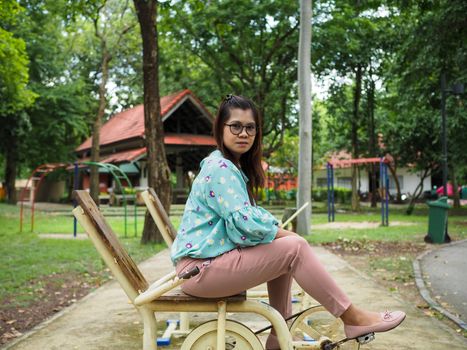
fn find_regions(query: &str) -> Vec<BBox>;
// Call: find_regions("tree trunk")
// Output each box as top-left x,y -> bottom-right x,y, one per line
406,168 -> 429,215
90,48 -> 111,205
387,162 -> 402,203
134,0 -> 172,244
451,165 -> 460,209
5,136 -> 18,204
296,0 -> 312,235
351,64 -> 362,211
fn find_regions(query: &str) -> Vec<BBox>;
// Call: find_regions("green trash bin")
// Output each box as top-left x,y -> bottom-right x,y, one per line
426,196 -> 451,243
461,186 -> 467,200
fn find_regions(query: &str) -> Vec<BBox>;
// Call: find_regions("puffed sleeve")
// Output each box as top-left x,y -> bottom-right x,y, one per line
203,159 -> 278,246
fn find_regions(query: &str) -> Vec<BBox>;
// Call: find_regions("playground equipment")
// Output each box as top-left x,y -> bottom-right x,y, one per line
75,162 -> 138,238
141,188 -> 311,346
19,161 -> 137,237
19,163 -> 69,233
74,189 -> 375,349
326,157 -> 389,226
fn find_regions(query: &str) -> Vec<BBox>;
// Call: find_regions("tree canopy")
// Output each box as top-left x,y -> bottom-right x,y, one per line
0,0 -> 465,209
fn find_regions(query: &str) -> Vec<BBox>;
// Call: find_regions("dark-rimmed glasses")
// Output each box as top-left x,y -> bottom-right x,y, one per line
224,123 -> 257,136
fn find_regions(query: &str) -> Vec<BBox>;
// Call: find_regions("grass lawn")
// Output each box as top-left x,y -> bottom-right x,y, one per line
306,204 -> 467,243
0,203 -> 167,308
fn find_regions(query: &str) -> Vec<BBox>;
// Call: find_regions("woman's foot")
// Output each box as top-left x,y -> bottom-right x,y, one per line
340,305 -> 406,339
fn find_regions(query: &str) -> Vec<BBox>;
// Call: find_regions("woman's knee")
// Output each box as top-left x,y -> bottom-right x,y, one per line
278,235 -> 309,252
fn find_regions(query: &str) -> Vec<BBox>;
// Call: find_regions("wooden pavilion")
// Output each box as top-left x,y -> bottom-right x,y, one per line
75,89 -> 216,203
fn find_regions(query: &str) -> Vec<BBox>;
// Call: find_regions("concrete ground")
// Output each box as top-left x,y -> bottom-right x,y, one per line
419,240 -> 467,328
3,247 -> 467,350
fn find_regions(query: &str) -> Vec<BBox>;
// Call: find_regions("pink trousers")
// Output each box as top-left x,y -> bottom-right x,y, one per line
176,236 -> 351,349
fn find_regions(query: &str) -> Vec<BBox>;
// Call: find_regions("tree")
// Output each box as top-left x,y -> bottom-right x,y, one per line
312,0 -> 392,211
133,0 -> 172,244
79,0 -> 135,204
159,0 -> 300,155
0,1 -> 36,203
381,0 -> 467,211
297,0 -> 312,235
19,0 -> 95,168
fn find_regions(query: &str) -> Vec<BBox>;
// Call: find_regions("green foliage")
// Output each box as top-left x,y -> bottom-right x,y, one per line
267,130 -> 299,174
256,187 -> 297,203
159,0 -> 300,154
312,0 -> 395,157
375,0 -> 467,193
0,1 -> 36,116
24,82 -> 91,167
312,187 -> 352,204
1,0 -> 465,201
0,0 -> 117,175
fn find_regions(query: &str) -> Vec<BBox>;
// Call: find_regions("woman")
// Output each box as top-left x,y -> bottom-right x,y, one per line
171,95 -> 405,349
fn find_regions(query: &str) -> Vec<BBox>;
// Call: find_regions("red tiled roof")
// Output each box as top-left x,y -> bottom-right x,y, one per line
77,134 -> 215,165
164,134 -> 216,146
100,148 -> 147,163
76,90 -> 212,151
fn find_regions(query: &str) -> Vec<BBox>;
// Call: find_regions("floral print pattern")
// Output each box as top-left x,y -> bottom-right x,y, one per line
171,150 -> 279,264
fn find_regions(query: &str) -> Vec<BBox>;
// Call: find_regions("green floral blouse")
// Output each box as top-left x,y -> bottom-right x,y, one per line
171,150 -> 278,264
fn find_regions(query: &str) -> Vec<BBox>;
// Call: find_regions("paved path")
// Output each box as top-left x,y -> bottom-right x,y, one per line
418,240 -> 467,329
3,247 -> 467,350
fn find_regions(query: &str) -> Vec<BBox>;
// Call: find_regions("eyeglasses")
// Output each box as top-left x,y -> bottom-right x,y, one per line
224,123 -> 257,136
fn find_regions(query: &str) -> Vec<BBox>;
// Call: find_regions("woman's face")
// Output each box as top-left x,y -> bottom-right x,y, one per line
222,108 -> 256,161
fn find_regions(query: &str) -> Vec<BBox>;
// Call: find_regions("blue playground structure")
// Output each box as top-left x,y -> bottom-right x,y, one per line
326,157 -> 389,226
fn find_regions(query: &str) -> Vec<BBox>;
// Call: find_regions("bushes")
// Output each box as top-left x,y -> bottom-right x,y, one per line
258,187 -> 352,204
310,187 -> 352,204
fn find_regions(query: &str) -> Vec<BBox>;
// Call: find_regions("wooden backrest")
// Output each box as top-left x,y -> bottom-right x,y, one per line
73,190 -> 148,298
143,188 -> 177,246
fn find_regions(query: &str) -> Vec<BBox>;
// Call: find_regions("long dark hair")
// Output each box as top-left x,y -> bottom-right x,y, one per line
213,95 -> 265,203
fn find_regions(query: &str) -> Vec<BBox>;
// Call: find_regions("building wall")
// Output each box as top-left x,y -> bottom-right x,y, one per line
391,168 -> 432,194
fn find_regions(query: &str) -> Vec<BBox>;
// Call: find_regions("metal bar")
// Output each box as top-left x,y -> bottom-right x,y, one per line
73,162 -> 79,238
380,159 -> 384,226
385,164 -> 389,226
331,163 -> 335,222
217,301 -> 226,350
180,312 -> 190,332
327,163 -> 330,222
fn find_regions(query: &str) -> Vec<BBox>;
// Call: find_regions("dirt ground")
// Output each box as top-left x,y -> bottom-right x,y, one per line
0,239 -> 462,346
322,239 -> 428,303
0,270 -> 111,345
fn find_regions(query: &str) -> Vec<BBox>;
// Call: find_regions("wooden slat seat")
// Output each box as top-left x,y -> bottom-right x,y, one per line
157,288 -> 246,302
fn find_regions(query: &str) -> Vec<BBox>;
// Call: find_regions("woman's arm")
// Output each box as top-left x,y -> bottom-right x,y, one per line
274,227 -> 300,239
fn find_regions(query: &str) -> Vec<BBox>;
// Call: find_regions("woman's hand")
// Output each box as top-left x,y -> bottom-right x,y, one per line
274,227 -> 300,239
